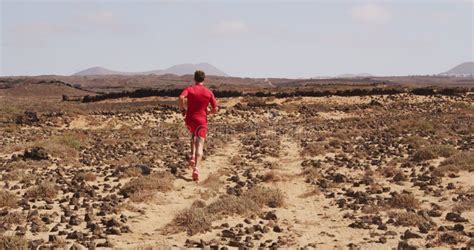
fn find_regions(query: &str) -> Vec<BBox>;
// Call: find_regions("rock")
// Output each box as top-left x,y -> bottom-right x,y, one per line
393,173 -> 407,182
446,212 -> 468,223
48,235 -> 59,243
23,147 -> 49,160
397,240 -> 416,250
228,240 -> 242,248
453,224 -> 464,232
222,229 -> 235,238
427,209 -> 442,217
403,230 -> 422,239
418,222 -> 431,234
264,211 -> 278,221
440,232 -> 460,245
16,111 -> 40,125
273,225 -> 283,233
66,231 -> 84,240
69,215 -> 81,225
105,227 -> 121,235
379,237 -> 387,244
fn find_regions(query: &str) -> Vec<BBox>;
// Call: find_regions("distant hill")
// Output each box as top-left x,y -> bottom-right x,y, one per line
73,63 -> 228,77
441,62 -> 474,77
336,73 -> 374,78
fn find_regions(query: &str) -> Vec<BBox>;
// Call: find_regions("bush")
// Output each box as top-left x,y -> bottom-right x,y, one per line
412,144 -> 458,162
120,172 -> 174,202
25,183 -> 58,199
167,186 -> 285,235
0,191 -> 18,208
0,235 -> 28,250
388,193 -> 419,209
388,211 -> 427,226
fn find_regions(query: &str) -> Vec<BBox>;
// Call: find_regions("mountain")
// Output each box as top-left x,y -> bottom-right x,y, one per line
336,73 -> 374,78
440,62 -> 474,77
73,63 -> 228,76
73,67 -> 127,76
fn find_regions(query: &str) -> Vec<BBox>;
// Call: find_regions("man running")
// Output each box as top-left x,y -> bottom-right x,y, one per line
178,70 -> 218,181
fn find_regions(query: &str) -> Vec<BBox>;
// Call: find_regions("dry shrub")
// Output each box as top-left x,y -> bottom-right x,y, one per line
84,172 -> 96,181
388,211 -> 427,226
0,191 -> 18,208
34,132 -> 90,160
389,193 -> 419,209
433,151 -> 474,177
0,235 -> 28,250
128,189 -> 157,203
25,183 -> 58,199
377,165 -> 401,178
300,143 -> 325,157
1,169 -> 25,181
167,186 -> 284,235
1,211 -> 25,225
438,151 -> 474,172
244,186 -> 285,208
76,171 -> 97,182
412,144 -> 458,162
412,148 -> 437,161
261,171 -> 281,182
120,171 -> 174,202
171,208 -> 213,235
396,119 -> 435,133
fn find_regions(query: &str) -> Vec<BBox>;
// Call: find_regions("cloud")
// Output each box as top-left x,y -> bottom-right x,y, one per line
351,4 -> 391,24
4,10 -> 137,48
211,20 -> 248,38
81,11 -> 117,27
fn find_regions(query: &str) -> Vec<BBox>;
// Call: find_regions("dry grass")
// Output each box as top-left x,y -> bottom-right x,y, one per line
0,191 -> 18,208
1,169 -> 25,181
0,235 -> 28,250
171,208 -> 213,235
32,132 -> 90,161
412,144 -> 458,162
167,186 -> 284,235
435,151 -> 474,176
25,183 -> 58,199
1,211 -> 25,225
388,193 -> 420,210
120,171 -> 174,202
388,211 -> 427,226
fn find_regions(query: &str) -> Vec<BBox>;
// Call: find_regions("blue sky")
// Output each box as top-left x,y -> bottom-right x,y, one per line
1,0 -> 473,77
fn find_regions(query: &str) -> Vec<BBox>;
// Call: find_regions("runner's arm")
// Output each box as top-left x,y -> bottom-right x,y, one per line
179,88 -> 188,116
208,92 -> 218,114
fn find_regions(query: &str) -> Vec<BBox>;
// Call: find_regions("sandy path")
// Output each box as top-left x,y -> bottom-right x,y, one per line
111,139 -> 239,248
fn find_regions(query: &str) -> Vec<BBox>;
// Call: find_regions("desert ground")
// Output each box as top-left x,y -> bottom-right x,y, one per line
0,79 -> 473,249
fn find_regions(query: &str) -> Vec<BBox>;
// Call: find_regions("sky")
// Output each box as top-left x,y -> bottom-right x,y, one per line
1,0 -> 473,78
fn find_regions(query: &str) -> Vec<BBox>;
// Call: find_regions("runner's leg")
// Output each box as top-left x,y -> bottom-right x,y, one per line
189,134 -> 196,167
194,136 -> 205,169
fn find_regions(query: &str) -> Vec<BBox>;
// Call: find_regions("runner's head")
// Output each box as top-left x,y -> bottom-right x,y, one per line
194,70 -> 205,84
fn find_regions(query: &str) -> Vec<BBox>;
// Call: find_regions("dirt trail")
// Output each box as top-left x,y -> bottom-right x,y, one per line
263,137 -> 399,249
111,139 -> 240,248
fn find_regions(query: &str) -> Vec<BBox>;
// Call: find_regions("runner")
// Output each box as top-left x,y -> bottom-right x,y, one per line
178,70 -> 218,181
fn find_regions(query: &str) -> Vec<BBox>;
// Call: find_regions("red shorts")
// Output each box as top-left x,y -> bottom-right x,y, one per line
185,118 -> 208,138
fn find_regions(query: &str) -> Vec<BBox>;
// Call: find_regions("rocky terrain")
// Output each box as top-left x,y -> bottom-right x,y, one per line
0,82 -> 473,249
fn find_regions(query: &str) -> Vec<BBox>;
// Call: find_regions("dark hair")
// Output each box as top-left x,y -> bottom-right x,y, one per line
194,70 -> 205,83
